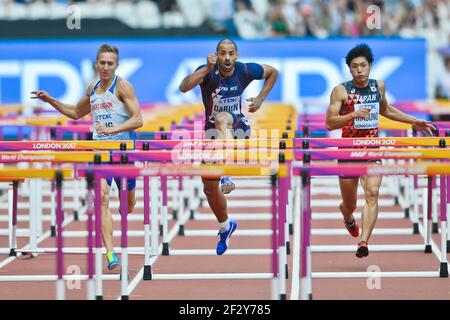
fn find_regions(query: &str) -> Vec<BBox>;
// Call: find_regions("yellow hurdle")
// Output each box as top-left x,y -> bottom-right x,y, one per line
0,152 -> 110,163
0,168 -> 73,179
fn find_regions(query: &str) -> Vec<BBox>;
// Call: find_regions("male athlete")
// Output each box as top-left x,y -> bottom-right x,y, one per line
326,43 -> 435,258
32,44 -> 143,269
179,39 -> 278,255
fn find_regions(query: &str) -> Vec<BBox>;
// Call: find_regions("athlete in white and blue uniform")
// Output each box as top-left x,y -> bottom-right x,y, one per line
32,44 -> 143,270
179,39 -> 278,255
90,74 -> 137,190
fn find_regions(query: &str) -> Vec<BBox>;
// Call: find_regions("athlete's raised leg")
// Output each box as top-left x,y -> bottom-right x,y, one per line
214,112 -> 235,194
214,112 -> 233,139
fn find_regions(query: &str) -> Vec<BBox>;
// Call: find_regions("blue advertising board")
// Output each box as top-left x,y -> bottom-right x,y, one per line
0,38 -> 426,112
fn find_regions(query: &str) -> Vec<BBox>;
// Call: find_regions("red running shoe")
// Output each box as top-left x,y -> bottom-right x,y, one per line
356,241 -> 369,258
345,218 -> 359,238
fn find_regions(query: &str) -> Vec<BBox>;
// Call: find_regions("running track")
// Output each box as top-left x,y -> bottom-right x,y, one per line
0,175 -> 449,300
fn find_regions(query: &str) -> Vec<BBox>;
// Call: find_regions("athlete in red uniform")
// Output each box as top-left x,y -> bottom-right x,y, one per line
326,43 -> 435,258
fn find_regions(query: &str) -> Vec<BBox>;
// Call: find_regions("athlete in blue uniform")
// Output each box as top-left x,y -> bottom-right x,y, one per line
179,39 -> 278,255
32,44 -> 143,269
326,43 -> 435,258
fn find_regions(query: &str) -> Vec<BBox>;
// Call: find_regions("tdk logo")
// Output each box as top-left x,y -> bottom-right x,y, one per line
96,114 -> 112,120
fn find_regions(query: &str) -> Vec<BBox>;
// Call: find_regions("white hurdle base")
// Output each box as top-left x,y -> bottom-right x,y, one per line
311,271 -> 441,278
164,249 -> 273,256
12,247 -> 273,256
311,244 -> 427,253
0,274 -> 120,282
312,212 -> 405,220
312,228 -> 414,236
151,273 -> 273,280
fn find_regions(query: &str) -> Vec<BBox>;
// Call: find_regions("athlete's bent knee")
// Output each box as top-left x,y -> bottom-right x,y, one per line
215,114 -> 230,128
365,187 -> 379,202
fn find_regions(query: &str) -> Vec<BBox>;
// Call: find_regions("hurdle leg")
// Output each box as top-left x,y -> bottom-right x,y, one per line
183,176 -> 191,220
8,181 -> 18,256
177,176 -> 186,235
50,181 -> 56,237
439,173 -> 448,277
161,176 -> 170,256
73,178 -> 81,221
29,179 -> 38,257
277,175 -> 288,300
188,176 -> 196,220
85,171 -> 95,300
424,177 -> 432,253
286,162 -> 293,254
55,171 -> 65,300
120,176 -> 129,300
432,176 -> 439,233
447,175 -> 450,254
171,176 -> 179,220
270,174 -> 279,300
195,177 -> 204,208
143,176 -> 152,280
7,183 -> 13,253
404,173 -> 413,219
300,168 -> 312,300
94,175 -> 103,300
150,177 -> 159,255
35,170 -> 43,237
412,176 -> 420,234
290,176 -> 301,300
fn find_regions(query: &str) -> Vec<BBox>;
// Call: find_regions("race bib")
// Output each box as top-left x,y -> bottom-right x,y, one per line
354,103 -> 379,129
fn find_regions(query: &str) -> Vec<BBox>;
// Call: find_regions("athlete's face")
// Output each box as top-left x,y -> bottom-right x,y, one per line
216,43 -> 239,74
96,52 -> 118,82
349,56 -> 371,84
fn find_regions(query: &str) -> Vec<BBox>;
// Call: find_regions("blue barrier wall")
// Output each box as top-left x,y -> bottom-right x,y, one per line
0,38 -> 426,108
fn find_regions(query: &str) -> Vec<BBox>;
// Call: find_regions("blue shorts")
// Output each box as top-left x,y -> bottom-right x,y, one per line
204,112 -> 251,139
89,161 -> 136,191
106,176 -> 136,191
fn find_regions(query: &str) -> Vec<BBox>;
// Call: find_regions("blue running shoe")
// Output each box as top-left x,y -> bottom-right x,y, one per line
106,252 -> 119,270
220,176 -> 235,194
216,220 -> 238,255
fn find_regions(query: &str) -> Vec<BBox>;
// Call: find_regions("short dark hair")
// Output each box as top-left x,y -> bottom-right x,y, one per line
345,43 -> 373,66
96,44 -> 119,61
216,39 -> 238,52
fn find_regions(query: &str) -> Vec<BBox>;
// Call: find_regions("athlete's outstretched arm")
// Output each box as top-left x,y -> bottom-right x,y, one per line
247,64 -> 279,113
378,80 -> 436,132
179,54 -> 216,93
325,85 -> 369,131
96,79 -> 143,135
30,85 -> 92,120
